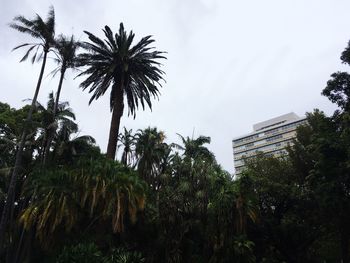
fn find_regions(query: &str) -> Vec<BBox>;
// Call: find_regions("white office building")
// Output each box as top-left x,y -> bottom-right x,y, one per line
232,112 -> 307,175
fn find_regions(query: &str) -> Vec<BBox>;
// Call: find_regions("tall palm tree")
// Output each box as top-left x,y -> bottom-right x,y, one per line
0,7 -> 56,248
51,34 -> 80,114
77,23 -> 166,160
43,35 -> 80,164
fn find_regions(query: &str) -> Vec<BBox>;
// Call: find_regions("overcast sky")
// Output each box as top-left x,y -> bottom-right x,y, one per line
0,0 -> 348,173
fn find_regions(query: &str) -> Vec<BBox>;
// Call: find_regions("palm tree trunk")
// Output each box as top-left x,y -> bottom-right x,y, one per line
43,67 -> 66,164
0,50 -> 48,250
106,83 -> 124,160
53,67 -> 66,116
121,152 -> 127,166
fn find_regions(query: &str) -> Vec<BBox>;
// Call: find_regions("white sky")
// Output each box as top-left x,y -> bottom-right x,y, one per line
0,0 -> 348,173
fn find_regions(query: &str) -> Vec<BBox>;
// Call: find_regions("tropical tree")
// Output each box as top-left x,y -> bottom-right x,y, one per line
0,7 -> 56,247
175,134 -> 214,161
321,41 -> 350,262
322,40 -> 350,114
118,127 -> 136,167
234,175 -> 258,237
51,35 -> 80,114
289,110 -> 350,263
77,23 -> 166,160
35,92 -> 76,161
42,35 -> 80,163
151,134 -> 228,262
78,159 -> 146,234
207,169 -> 238,261
53,131 -> 97,164
0,103 -> 41,168
135,127 -> 169,190
323,72 -> 350,113
42,99 -> 98,163
242,155 -> 318,262
20,168 -> 80,245
20,159 -> 146,247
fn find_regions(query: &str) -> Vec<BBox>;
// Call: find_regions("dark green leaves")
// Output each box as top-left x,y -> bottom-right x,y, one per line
9,6 -> 56,62
78,22 -> 166,117
323,72 -> 350,112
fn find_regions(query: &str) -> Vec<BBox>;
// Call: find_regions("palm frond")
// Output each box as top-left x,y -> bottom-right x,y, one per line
78,23 -> 166,117
19,44 -> 36,62
10,7 -> 56,63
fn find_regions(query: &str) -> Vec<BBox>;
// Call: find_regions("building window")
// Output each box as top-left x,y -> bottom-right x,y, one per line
266,134 -> 283,142
245,143 -> 254,148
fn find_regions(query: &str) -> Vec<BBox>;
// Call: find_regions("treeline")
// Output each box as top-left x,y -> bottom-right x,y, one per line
0,100 -> 245,262
234,40 -> 350,262
1,5 -> 350,263
0,5 -> 165,260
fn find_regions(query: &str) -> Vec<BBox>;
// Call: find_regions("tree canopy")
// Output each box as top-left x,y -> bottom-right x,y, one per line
1,5 -> 350,263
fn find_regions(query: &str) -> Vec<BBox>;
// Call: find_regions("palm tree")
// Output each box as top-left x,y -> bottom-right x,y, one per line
33,95 -> 97,163
79,159 -> 146,233
20,168 -> 79,244
118,127 -> 136,166
234,174 -> 258,236
19,159 -> 146,247
0,7 -> 56,248
51,34 -> 80,114
135,127 -> 168,189
53,126 -> 96,164
42,35 -> 80,163
77,23 -> 166,160
35,92 -> 77,162
175,134 -> 214,161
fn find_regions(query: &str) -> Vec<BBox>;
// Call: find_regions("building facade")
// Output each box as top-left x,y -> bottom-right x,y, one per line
232,112 -> 307,175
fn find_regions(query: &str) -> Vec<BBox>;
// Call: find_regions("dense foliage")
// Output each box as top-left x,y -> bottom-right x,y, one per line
1,5 -> 350,263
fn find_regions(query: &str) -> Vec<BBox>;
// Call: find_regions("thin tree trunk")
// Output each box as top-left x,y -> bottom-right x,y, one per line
53,67 -> 66,116
0,50 -> 48,251
5,192 -> 17,263
121,152 -> 127,166
43,67 -> 66,164
12,195 -> 30,263
106,83 -> 124,160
